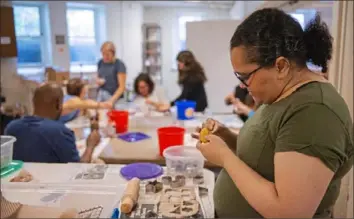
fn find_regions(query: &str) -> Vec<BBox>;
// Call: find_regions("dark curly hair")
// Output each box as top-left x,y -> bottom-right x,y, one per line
176,50 -> 207,84
134,73 -> 155,95
230,8 -> 332,73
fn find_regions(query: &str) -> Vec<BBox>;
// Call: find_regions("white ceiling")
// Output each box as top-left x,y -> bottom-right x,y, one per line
141,1 -> 235,9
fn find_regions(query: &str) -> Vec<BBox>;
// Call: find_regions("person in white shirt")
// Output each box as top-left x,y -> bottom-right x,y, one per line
132,73 -> 168,112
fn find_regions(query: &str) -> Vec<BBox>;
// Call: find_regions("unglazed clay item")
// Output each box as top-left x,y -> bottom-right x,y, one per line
193,175 -> 204,185
175,175 -> 185,183
199,128 -> 210,143
198,186 -> 208,197
159,187 -> 200,218
170,180 -> 183,188
10,170 -> 33,182
161,176 -> 172,185
145,210 -> 158,218
145,180 -> 163,194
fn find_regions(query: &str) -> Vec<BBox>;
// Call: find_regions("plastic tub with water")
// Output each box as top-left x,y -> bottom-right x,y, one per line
163,145 -> 205,177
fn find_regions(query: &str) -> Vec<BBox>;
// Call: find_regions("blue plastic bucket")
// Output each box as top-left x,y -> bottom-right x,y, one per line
175,100 -> 196,120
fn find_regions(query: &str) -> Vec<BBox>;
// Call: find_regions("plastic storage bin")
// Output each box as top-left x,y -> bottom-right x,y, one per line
163,145 -> 205,177
1,136 -> 16,169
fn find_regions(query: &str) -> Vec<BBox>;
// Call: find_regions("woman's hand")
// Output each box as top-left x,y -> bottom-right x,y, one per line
157,103 -> 170,112
145,98 -> 153,105
101,101 -> 113,109
234,98 -> 252,116
96,77 -> 106,86
197,134 -> 233,167
191,118 -> 226,139
225,93 -> 237,105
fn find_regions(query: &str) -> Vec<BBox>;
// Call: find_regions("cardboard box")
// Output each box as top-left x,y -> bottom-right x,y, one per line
45,67 -> 70,85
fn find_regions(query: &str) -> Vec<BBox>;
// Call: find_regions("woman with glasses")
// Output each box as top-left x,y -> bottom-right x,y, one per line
194,8 -> 353,218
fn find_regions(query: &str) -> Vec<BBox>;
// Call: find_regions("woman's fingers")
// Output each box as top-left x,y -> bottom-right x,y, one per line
191,132 -> 200,140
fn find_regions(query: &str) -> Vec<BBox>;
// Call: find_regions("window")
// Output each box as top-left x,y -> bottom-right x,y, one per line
66,8 -> 98,66
178,16 -> 202,51
290,13 -> 305,29
13,5 -> 44,66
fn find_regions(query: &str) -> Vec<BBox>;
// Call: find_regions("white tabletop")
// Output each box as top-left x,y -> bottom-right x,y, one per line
1,163 -> 215,217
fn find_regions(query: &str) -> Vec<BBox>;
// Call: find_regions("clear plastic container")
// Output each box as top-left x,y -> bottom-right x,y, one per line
1,136 -> 16,169
1,183 -> 123,218
163,145 -> 205,177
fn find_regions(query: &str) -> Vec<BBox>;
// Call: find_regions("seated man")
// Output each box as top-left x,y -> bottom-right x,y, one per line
5,83 -> 100,163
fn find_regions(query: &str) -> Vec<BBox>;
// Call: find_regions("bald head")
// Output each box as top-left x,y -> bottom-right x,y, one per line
33,83 -> 63,120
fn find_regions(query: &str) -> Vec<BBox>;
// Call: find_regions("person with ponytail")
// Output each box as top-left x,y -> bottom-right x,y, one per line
193,8 -> 353,218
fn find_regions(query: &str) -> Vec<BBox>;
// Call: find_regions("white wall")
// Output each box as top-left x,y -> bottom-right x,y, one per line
244,1 -> 264,16
120,1 -> 143,84
229,1 -> 245,20
47,1 -> 70,70
186,20 -> 241,113
143,6 -> 230,100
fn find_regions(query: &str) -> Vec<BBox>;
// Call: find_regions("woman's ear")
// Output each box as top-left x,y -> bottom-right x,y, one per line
275,57 -> 290,79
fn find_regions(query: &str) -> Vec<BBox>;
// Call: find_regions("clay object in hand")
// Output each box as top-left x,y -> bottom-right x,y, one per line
199,127 -> 210,143
90,120 -> 99,131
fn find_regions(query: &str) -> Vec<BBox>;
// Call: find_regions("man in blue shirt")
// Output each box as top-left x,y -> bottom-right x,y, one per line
5,83 -> 100,163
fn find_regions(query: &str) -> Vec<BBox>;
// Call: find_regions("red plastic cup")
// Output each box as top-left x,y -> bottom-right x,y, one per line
107,110 -> 129,133
157,126 -> 185,156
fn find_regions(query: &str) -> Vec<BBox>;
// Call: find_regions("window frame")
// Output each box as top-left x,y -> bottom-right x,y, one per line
12,3 -> 46,68
66,5 -> 100,67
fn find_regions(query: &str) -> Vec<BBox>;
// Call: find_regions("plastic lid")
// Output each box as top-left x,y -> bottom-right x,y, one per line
120,163 -> 163,180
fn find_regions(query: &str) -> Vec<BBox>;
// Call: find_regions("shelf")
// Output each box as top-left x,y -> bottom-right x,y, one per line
142,23 -> 162,80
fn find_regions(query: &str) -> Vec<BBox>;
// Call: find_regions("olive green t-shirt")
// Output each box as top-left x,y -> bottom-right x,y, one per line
214,82 -> 354,218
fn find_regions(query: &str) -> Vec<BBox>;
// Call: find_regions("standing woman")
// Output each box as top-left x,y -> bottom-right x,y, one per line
96,41 -> 127,108
161,51 -> 208,112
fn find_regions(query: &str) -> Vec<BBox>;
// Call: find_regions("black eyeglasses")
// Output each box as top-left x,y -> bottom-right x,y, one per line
234,66 -> 263,87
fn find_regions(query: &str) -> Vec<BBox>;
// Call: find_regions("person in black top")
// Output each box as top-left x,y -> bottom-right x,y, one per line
157,50 -> 208,112
225,85 -> 255,122
172,50 -> 208,112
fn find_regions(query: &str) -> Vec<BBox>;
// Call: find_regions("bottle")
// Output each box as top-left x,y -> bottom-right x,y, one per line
125,83 -> 134,102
